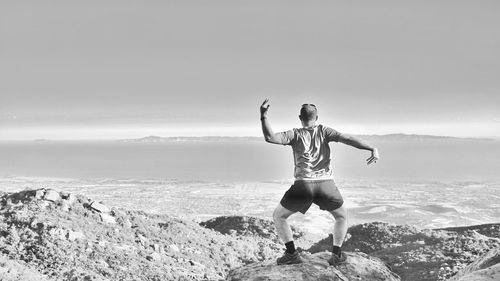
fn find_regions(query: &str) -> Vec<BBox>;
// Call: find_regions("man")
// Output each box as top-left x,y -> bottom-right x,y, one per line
259,98 -> 379,266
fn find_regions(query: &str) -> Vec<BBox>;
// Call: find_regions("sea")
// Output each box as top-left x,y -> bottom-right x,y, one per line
1,138 -> 499,238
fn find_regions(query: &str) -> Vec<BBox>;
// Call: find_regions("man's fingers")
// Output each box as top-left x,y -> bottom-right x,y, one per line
367,156 -> 379,165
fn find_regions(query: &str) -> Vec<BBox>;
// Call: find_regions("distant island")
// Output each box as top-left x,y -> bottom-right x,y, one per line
119,135 -> 262,143
119,134 -> 493,143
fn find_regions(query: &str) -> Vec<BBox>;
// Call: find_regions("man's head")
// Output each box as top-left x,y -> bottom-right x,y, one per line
299,104 -> 318,123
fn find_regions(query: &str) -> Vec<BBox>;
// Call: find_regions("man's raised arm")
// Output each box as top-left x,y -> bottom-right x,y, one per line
337,134 -> 380,165
260,99 -> 284,144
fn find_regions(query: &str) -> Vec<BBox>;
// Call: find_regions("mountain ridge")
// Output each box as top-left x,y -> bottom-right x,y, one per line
119,134 -> 494,143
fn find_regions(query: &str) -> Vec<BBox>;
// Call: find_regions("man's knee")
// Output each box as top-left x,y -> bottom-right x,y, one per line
330,205 -> 347,221
273,204 -> 293,221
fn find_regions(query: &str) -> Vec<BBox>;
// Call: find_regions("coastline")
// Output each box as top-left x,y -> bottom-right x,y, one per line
1,176 -> 498,236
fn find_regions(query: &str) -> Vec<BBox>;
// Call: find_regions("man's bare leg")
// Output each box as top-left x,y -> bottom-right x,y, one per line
273,203 -> 302,264
329,205 -> 348,254
272,203 -> 295,243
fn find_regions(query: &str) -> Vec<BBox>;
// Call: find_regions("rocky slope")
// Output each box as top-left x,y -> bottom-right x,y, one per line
0,189 -> 285,280
308,222 -> 500,281
1,188 -> 498,281
0,253 -> 50,281
448,247 -> 500,281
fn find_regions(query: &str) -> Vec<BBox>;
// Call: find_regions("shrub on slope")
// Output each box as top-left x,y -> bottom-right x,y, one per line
200,216 -> 306,242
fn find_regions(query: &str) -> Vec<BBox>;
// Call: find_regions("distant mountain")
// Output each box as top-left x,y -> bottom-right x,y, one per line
120,135 -> 261,143
120,134 -> 493,143
353,134 -> 493,142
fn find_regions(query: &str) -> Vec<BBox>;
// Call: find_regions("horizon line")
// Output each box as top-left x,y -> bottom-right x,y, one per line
1,133 -> 497,142
2,122 -> 499,140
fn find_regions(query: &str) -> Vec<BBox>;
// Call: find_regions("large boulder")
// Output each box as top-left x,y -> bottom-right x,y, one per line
226,251 -> 400,281
448,247 -> 500,281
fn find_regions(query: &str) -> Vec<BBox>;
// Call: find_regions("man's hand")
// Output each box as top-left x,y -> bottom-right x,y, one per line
366,148 -> 380,165
260,98 -> 270,118
259,98 -> 282,144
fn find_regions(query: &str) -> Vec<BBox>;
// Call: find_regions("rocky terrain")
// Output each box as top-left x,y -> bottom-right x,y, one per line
227,251 -> 399,281
0,188 -> 499,281
308,222 -> 500,281
0,189 -> 287,280
0,253 -> 50,281
448,247 -> 500,281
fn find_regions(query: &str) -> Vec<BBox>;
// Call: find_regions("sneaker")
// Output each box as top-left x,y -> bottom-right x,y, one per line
276,251 -> 302,265
328,252 -> 347,266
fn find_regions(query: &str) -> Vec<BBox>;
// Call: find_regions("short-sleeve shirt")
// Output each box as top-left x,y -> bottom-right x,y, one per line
279,125 -> 342,180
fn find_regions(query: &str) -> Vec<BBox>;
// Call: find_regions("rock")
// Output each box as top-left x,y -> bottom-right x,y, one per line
90,201 -> 110,213
448,247 -> 500,281
226,251 -> 400,281
146,252 -> 162,262
29,219 -> 39,229
43,190 -> 60,202
34,189 -> 45,199
190,260 -> 206,269
100,213 -> 116,224
137,234 -> 148,246
49,228 -> 67,240
38,201 -> 50,209
115,244 -> 133,252
152,243 -> 163,253
98,260 -> 109,268
63,268 -> 110,281
168,244 -> 180,253
60,200 -> 71,212
65,194 -> 77,205
67,231 -> 86,241
123,219 -> 132,228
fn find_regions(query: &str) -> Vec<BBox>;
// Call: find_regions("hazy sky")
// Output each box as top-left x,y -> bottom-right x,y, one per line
1,0 -> 499,139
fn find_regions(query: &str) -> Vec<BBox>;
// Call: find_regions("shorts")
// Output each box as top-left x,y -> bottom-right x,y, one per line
280,180 -> 344,214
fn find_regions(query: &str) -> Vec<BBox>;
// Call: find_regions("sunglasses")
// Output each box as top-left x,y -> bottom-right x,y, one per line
302,104 -> 316,108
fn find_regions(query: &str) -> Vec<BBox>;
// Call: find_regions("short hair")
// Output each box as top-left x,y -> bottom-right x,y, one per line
300,104 -> 317,121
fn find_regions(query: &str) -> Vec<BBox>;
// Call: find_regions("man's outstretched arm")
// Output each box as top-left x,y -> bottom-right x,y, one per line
337,134 -> 380,165
260,98 -> 283,144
